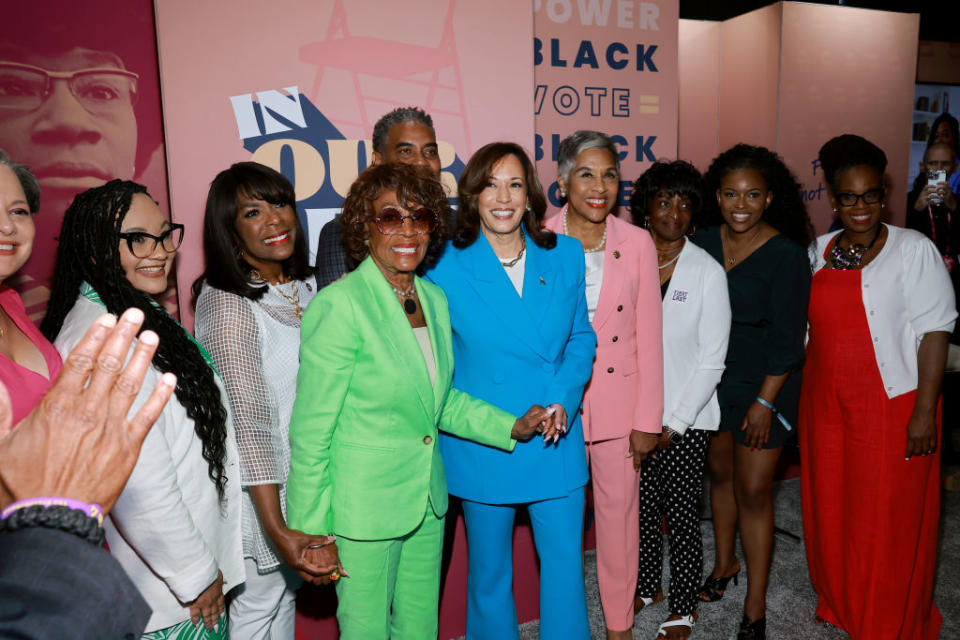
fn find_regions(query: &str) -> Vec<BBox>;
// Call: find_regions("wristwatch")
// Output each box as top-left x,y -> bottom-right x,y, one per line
665,427 -> 684,445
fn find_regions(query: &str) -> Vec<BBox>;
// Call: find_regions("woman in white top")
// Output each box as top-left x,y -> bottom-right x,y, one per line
193,162 -> 330,639
41,180 -> 243,638
629,160 -> 731,640
801,135 -> 956,640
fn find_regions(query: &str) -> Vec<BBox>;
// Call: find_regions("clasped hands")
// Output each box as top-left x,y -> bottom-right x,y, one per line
511,403 -> 566,444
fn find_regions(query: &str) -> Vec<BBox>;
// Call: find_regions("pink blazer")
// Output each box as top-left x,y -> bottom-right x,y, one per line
545,212 -> 663,441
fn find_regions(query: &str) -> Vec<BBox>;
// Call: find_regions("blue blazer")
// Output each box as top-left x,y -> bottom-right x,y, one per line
426,228 -> 597,504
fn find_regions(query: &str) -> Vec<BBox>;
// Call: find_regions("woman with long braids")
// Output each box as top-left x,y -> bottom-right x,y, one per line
42,180 -> 243,639
693,144 -> 812,639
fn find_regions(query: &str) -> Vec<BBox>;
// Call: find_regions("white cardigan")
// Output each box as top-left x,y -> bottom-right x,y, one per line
54,295 -> 244,632
662,240 -> 731,435
810,225 -> 957,398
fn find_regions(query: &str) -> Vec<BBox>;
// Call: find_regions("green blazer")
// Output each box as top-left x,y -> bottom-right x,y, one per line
286,256 -> 517,541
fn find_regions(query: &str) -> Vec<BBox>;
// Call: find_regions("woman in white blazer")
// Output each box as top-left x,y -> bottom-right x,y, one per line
42,180 -> 243,638
629,161 -> 731,640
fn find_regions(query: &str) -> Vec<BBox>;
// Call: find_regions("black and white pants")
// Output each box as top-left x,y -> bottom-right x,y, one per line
636,428 -> 711,616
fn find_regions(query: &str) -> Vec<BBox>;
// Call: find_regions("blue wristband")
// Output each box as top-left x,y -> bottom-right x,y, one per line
755,396 -> 793,431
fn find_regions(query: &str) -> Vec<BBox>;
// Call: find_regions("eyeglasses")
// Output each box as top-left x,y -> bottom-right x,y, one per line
836,189 -> 884,208
0,61 -> 139,116
374,207 -> 438,236
118,224 -> 184,258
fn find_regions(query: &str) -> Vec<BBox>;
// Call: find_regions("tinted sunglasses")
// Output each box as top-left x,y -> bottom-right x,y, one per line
374,207 -> 438,236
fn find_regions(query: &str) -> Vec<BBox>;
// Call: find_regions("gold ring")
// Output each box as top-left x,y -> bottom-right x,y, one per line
330,569 -> 341,581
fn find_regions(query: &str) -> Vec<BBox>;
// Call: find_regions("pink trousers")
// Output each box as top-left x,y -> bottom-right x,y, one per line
587,435 -> 640,631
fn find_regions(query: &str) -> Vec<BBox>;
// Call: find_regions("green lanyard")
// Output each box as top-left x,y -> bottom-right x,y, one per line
80,282 -> 220,378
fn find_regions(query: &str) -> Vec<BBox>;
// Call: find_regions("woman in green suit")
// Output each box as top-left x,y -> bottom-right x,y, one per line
286,163 -> 557,640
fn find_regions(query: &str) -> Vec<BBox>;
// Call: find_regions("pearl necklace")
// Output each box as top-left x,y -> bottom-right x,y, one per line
563,206 -> 606,253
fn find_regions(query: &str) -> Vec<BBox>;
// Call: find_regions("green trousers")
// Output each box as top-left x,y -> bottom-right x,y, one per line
335,503 -> 444,640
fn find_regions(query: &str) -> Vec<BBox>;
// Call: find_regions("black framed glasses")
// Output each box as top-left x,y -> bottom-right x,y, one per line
374,207 -> 438,236
118,224 -> 184,258
0,61 -> 139,116
836,189 -> 884,208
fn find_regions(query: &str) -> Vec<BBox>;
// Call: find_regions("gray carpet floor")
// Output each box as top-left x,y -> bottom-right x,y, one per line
500,476 -> 960,639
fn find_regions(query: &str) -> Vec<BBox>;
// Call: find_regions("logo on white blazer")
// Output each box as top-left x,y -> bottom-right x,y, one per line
671,290 -> 688,302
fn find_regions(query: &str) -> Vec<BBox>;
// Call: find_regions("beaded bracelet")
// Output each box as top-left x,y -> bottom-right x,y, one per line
2,497 -> 104,525
0,504 -> 106,546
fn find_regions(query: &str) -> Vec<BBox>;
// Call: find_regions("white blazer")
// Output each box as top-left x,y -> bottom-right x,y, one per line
662,240 -> 731,435
54,295 -> 244,632
810,225 -> 957,398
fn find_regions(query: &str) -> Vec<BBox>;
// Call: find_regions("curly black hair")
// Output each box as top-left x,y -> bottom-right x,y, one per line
701,144 -> 813,248
340,163 -> 451,271
41,180 -> 229,500
629,160 -> 704,229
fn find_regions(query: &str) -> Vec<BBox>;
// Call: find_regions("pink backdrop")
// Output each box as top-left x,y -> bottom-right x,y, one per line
155,2 -> 534,637
534,0 -> 679,218
677,3 -> 919,233
156,0 -> 534,330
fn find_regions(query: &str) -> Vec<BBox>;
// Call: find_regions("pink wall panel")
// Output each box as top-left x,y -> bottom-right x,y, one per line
678,19 -> 720,172
777,3 -> 919,232
717,4 -> 782,151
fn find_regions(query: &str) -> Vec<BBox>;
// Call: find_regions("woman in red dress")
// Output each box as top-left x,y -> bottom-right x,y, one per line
801,134 -> 955,639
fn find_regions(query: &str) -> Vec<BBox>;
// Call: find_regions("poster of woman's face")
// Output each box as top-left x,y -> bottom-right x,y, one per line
0,0 -> 169,320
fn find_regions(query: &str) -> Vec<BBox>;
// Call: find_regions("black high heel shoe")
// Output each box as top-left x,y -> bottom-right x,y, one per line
698,568 -> 739,602
737,614 -> 766,639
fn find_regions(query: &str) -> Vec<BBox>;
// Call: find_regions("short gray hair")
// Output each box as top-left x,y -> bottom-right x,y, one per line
0,149 -> 40,213
371,107 -> 435,155
557,130 -> 620,186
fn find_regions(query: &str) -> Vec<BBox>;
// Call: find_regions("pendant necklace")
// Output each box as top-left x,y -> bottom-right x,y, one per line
723,224 -> 763,265
392,285 -> 418,315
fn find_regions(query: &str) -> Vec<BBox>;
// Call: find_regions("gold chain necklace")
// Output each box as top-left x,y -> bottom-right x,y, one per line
722,224 -> 763,265
252,270 -> 303,321
274,281 -> 303,321
499,233 -> 526,268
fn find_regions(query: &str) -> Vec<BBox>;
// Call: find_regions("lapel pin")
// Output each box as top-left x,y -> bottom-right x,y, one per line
539,276 -> 546,285
613,250 -> 621,259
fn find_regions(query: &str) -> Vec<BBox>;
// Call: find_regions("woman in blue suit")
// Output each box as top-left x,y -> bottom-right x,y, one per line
426,142 -> 596,639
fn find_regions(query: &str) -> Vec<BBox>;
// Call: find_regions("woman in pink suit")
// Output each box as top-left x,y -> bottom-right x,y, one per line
545,130 -> 664,640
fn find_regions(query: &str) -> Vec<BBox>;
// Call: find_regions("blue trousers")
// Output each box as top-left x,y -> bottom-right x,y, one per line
461,487 -> 589,640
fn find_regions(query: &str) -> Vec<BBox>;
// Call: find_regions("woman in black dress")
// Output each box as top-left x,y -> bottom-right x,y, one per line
694,144 -> 812,639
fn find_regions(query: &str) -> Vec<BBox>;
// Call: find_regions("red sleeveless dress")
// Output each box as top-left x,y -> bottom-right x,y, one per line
799,265 -> 942,639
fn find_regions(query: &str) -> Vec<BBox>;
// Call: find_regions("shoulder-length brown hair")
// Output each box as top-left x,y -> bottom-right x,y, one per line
452,142 -> 556,250
341,163 -> 451,271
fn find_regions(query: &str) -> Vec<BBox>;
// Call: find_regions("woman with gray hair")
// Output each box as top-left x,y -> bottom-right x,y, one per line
544,131 -> 664,640
0,149 -> 63,426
